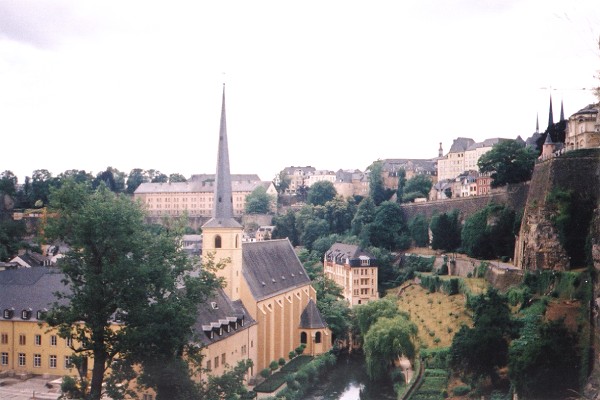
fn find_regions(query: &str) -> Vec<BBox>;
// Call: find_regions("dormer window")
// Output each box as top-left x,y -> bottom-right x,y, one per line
21,309 -> 32,320
210,331 -> 214,339
211,302 -> 218,310
36,309 -> 47,320
219,327 -> 223,336
3,308 -> 14,319
227,324 -> 231,333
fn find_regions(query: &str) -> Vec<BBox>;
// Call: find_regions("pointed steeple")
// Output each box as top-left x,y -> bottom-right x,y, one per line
203,84 -> 242,229
536,113 -> 539,134
560,99 -> 565,122
547,95 -> 554,130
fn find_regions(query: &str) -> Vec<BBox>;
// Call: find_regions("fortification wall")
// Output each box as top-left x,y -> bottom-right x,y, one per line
400,182 -> 529,222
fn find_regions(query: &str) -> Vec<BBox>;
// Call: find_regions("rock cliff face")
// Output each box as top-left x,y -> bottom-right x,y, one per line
514,149 -> 600,270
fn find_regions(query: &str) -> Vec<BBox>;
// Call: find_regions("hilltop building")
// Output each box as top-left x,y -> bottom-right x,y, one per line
565,103 -> 600,151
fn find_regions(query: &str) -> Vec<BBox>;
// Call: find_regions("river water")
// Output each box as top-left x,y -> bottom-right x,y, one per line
303,353 -> 397,400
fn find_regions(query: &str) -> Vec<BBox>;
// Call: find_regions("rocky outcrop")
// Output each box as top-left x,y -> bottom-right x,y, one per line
514,149 -> 600,270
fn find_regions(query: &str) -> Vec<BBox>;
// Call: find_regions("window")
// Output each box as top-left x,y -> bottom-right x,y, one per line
241,345 -> 247,356
19,334 -> 26,345
214,356 -> 219,369
3,309 -> 13,319
18,353 -> 26,367
35,334 -> 41,346
315,332 -> 322,344
21,309 -> 31,320
221,353 -> 226,366
50,335 -> 57,346
64,356 -> 72,369
49,355 -> 57,368
66,337 -> 72,347
206,360 -> 212,371
300,331 -> 307,344
215,235 -> 222,248
1,352 -> 7,366
1,333 -> 7,344
34,354 -> 41,367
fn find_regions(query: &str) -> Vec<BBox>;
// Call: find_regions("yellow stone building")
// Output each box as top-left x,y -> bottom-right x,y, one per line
201,86 -> 332,374
324,243 -> 379,307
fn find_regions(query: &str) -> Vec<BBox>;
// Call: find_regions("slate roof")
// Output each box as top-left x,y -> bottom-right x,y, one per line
134,180 -> 266,194
242,239 -> 311,301
192,287 -> 255,346
324,243 -> 376,266
381,159 -> 437,174
0,267 -> 67,319
300,299 -> 327,329
190,174 -> 262,183
448,137 -> 476,153
572,103 -> 599,116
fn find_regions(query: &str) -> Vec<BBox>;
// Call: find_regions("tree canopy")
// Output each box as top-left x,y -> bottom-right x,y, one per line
307,180 -> 337,206
244,186 -> 273,214
44,180 -> 222,400
478,140 -> 538,187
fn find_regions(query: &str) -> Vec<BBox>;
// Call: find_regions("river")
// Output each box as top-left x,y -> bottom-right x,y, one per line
303,353 -> 397,400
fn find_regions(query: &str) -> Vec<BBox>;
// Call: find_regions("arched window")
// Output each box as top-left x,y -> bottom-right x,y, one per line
215,235 -> 222,248
235,234 -> 239,248
300,331 -> 307,344
315,331 -> 322,344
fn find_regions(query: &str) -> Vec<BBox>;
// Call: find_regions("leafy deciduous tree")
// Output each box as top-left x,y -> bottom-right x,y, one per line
307,181 -> 337,206
478,140 -> 538,187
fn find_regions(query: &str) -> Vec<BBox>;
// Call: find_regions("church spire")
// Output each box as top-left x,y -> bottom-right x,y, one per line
536,113 -> 539,134
547,95 -> 554,130
560,99 -> 565,122
203,84 -> 242,229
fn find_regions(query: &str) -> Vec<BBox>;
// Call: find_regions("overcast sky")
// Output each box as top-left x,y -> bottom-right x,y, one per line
1,0 -> 599,183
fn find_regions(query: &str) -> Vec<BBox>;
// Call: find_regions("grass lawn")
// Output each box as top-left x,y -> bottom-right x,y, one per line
395,283 -> 472,349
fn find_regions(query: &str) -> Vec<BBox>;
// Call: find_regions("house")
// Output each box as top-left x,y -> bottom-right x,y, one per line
0,268 -> 78,378
280,166 -> 316,194
254,226 -> 274,241
380,159 -> 438,191
333,169 -> 369,198
565,103 -> 600,150
305,170 -> 336,188
200,86 -> 332,374
438,137 -> 512,181
10,251 -> 52,268
323,243 -> 379,307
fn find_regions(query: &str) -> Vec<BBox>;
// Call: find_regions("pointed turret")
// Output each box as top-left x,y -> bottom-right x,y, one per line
560,99 -> 565,122
202,85 -> 243,301
438,142 -> 443,158
547,95 -> 554,130
203,84 -> 242,229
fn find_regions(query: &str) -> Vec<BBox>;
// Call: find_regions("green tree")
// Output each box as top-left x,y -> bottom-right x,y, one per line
450,288 -> 514,385
272,209 -> 298,246
0,170 -> 18,196
307,181 -> 337,206
274,170 -> 291,196
44,180 -> 222,400
169,173 -> 187,183
509,319 -> 581,399
461,208 -> 492,258
29,169 -> 55,207
0,218 -> 26,261
402,174 -> 432,202
312,275 -> 352,343
355,296 -> 403,336
301,218 -> 329,251
478,140 -> 538,187
363,315 -> 417,381
94,167 -> 126,193
395,168 -> 406,203
126,168 -> 148,194
430,210 -> 461,251
369,201 -> 410,251
368,161 -> 386,206
324,197 -> 355,234
408,214 -> 429,247
351,197 -> 375,237
198,360 -> 254,400
244,186 -> 273,214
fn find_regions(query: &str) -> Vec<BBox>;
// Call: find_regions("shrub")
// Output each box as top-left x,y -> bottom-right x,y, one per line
453,385 -> 471,396
278,357 -> 286,366
269,360 -> 279,371
295,345 -> 305,355
289,351 -> 296,360
260,368 -> 271,378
